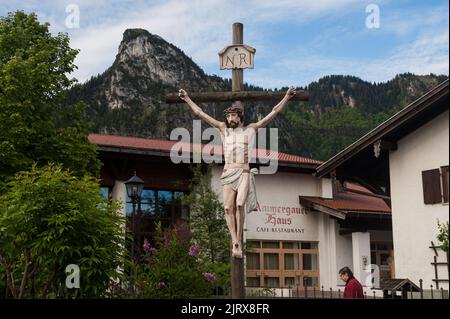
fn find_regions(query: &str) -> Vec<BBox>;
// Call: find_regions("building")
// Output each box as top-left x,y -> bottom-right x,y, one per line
90,132 -> 394,295
316,79 -> 449,291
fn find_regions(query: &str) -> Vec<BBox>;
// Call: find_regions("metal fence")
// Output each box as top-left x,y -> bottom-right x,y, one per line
244,279 -> 449,299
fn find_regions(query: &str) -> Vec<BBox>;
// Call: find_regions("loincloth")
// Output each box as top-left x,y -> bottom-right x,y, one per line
220,167 -> 258,213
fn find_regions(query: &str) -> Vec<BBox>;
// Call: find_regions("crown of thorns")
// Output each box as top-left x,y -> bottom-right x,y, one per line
223,101 -> 244,115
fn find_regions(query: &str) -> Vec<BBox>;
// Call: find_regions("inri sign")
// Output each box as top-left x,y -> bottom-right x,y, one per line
218,44 -> 256,70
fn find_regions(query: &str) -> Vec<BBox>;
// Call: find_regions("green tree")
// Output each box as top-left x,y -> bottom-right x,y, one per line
0,11 -> 100,185
183,165 -> 230,264
437,220 -> 449,253
0,164 -> 126,298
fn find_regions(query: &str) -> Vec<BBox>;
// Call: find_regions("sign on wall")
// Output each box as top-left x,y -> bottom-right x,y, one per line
245,201 -> 319,241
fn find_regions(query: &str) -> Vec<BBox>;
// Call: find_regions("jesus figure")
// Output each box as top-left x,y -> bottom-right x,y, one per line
178,87 -> 296,258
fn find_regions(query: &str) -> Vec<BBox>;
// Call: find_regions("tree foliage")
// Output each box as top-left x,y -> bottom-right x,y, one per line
0,164 -> 126,298
284,102 -> 395,160
183,165 -> 230,264
437,220 -> 449,253
0,11 -> 100,185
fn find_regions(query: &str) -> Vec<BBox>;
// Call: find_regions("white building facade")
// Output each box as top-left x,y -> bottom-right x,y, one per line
317,79 -> 449,295
389,110 -> 449,290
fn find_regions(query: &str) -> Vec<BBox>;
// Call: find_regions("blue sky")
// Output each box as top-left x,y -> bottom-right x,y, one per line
1,0 -> 448,89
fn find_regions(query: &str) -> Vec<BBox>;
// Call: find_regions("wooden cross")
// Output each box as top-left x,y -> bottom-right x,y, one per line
165,23 -> 309,104
166,23 -> 309,299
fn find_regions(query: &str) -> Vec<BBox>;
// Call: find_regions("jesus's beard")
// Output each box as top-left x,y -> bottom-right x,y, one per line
226,121 -> 239,129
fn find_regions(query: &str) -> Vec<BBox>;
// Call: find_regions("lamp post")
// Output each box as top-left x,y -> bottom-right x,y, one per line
125,172 -> 144,263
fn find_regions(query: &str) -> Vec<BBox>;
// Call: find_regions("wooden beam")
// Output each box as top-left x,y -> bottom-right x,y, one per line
165,90 -> 309,104
311,203 -> 346,220
299,196 -> 346,220
232,22 -> 243,92
343,186 -> 392,200
341,175 -> 392,207
230,22 -> 245,300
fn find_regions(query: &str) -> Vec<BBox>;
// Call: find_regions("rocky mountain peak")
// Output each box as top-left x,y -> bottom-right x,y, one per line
101,28 -> 227,109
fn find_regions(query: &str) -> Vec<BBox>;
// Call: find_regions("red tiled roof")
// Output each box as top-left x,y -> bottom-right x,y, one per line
300,183 -> 391,214
306,193 -> 390,214
88,133 -> 323,166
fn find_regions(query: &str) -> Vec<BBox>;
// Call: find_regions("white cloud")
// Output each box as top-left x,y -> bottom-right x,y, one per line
69,0 -> 233,81
258,27 -> 449,88
65,0 -> 368,82
380,4 -> 449,37
246,0 -> 364,22
4,0 -> 447,87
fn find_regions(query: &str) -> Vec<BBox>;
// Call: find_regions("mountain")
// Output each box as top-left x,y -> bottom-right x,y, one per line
307,73 -> 447,114
66,28 -> 448,160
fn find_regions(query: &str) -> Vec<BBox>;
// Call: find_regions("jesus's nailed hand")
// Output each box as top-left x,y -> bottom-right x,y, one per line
178,89 -> 188,101
286,86 -> 296,99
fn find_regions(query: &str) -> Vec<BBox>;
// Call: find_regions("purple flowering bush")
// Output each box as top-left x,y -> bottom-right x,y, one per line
188,243 -> 201,256
132,221 -> 218,298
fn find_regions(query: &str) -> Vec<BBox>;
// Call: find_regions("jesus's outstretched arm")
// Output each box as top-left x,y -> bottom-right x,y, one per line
248,87 -> 296,129
178,89 -> 225,130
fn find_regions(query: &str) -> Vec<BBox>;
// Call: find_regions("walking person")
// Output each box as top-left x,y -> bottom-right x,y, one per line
339,267 -> 365,299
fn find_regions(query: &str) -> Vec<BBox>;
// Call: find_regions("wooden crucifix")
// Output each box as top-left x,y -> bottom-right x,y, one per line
166,23 -> 309,299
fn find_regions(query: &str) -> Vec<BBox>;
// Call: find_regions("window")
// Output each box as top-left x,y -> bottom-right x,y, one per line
442,166 -> 449,203
264,277 -> 279,288
126,189 -> 187,217
246,277 -> 260,287
264,253 -> 279,270
158,190 -> 173,217
285,277 -> 296,287
126,189 -> 188,249
283,242 -> 294,249
303,276 -> 319,287
174,191 -> 185,201
371,241 -> 394,279
141,189 -> 157,215
247,241 -> 260,249
100,186 -> 111,200
284,254 -> 299,270
422,169 -> 443,204
245,240 -> 320,288
302,254 -> 318,271
301,242 -> 318,249
126,189 -> 156,216
246,253 -> 260,270
262,241 -> 279,249
283,242 -> 300,249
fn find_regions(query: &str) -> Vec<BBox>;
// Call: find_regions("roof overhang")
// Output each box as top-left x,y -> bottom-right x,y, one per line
299,196 -> 347,219
96,145 -> 320,173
